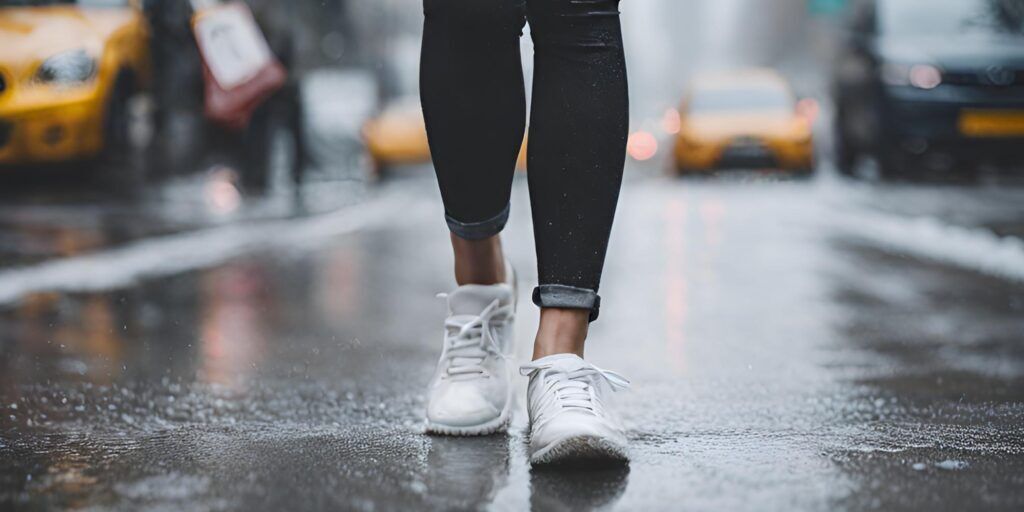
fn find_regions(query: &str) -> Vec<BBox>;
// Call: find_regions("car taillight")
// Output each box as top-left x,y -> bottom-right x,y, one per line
627,131 -> 658,161
909,65 -> 943,90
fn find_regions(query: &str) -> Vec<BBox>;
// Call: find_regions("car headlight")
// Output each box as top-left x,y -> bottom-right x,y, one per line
881,63 -> 943,90
35,49 -> 97,85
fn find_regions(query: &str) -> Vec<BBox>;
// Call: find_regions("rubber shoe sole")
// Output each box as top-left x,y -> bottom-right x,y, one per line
424,404 -> 511,436
529,434 -> 630,467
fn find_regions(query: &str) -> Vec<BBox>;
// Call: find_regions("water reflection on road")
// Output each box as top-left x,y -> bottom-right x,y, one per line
2,0 -> 1024,509
1,172 -> 1022,510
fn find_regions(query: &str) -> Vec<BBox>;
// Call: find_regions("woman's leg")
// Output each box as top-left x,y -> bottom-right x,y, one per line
519,4 -> 631,465
420,0 -> 527,436
526,0 -> 629,356
420,0 -> 527,280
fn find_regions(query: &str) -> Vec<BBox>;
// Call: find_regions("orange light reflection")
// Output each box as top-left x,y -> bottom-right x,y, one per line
664,198 -> 689,374
627,131 -> 659,161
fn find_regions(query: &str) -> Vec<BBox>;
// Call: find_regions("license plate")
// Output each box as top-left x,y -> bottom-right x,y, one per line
958,110 -> 1024,137
727,138 -> 767,156
728,145 -> 768,158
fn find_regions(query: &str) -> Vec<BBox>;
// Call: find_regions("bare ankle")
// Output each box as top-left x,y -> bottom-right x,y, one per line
533,308 -> 589,359
451,234 -> 506,285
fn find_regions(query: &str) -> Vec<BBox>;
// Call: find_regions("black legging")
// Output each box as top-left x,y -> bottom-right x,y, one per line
420,0 -> 628,321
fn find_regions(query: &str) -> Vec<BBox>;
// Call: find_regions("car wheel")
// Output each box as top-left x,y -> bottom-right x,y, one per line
99,76 -> 133,167
792,165 -> 815,179
877,146 -> 910,180
834,134 -> 858,177
833,108 -> 858,177
672,161 -> 694,178
369,158 -> 387,181
91,74 -> 150,192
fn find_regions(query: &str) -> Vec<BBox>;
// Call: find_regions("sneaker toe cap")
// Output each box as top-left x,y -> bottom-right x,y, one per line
427,383 -> 503,427
531,413 -> 627,451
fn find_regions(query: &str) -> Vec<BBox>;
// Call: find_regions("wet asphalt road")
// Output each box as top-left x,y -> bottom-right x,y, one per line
3,0 -> 1024,509
1,165 -> 1024,511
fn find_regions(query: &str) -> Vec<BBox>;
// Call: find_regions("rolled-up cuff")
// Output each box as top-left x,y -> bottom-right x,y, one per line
445,203 -> 510,241
532,284 -> 601,322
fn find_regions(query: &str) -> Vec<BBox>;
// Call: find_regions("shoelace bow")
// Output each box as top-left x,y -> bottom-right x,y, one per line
519,360 -> 630,415
436,295 -> 513,379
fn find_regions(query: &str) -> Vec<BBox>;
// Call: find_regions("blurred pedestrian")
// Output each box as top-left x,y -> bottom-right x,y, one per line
419,0 -> 631,465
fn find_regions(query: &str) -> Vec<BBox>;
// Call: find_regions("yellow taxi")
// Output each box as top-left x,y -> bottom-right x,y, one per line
362,96 -> 527,176
673,69 -> 814,175
362,97 -> 431,175
0,0 -> 150,166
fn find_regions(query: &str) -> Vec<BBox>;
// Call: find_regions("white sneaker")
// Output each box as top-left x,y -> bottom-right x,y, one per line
520,354 -> 630,465
425,268 -> 516,435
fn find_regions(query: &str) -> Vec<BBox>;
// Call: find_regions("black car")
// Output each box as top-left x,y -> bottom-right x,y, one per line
832,0 -> 1024,178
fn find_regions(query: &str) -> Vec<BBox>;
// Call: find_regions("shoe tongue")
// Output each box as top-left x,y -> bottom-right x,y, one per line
533,353 -> 589,373
447,284 -> 513,315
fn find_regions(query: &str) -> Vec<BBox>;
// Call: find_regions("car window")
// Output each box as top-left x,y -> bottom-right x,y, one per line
878,0 -> 1024,36
689,87 -> 793,113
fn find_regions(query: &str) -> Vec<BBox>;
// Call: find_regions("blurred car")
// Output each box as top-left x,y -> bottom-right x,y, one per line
362,97 -> 527,176
0,0 -> 150,167
361,96 -> 430,175
832,0 -> 1024,177
673,69 -> 814,175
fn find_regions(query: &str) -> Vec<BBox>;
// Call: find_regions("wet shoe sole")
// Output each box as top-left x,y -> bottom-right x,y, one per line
425,405 -> 510,436
530,435 -> 630,467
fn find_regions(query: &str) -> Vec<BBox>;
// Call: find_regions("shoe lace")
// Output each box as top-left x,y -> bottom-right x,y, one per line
436,295 -> 513,379
519,360 -> 630,416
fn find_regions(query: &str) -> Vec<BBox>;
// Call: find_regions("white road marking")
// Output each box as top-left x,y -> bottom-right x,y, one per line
0,190 -> 431,305
830,207 -> 1024,283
